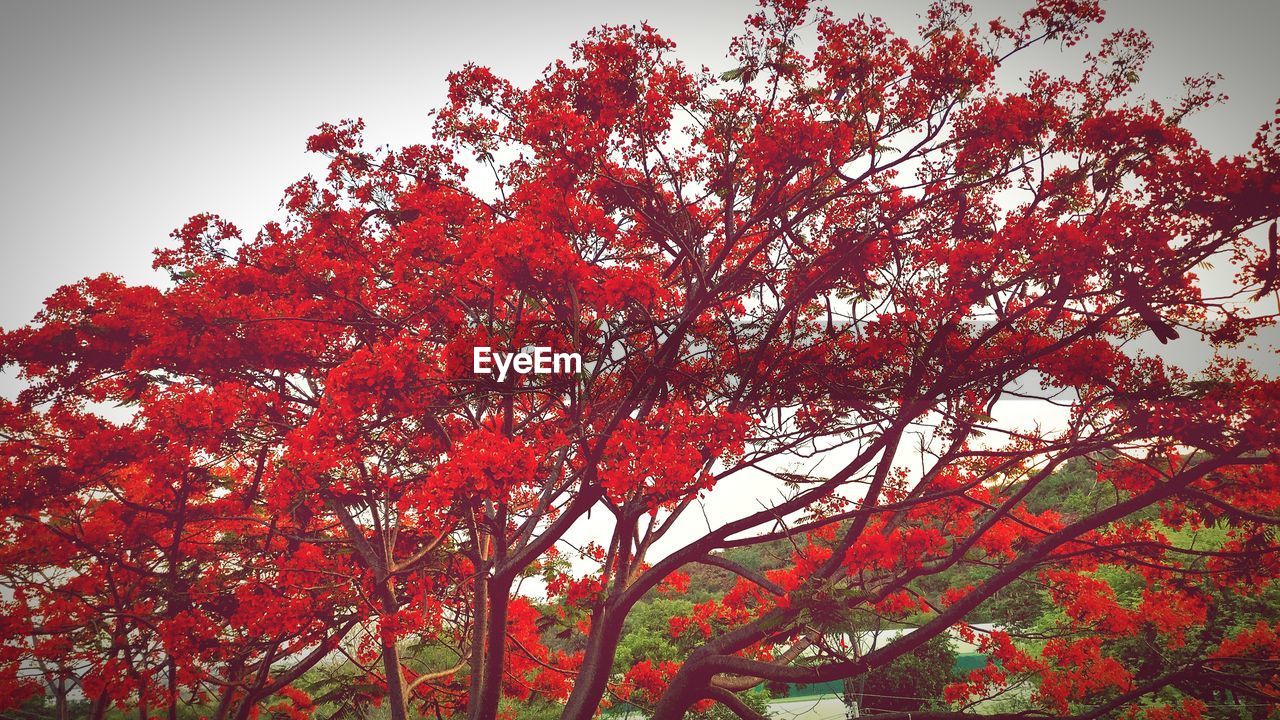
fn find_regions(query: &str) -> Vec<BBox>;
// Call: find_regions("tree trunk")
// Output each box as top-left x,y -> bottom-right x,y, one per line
381,636 -> 410,720
378,578 -> 411,720
53,676 -> 68,720
167,657 -> 178,720
560,607 -> 628,720
88,690 -> 108,720
466,575 -> 512,720
650,660 -> 713,720
466,568 -> 488,711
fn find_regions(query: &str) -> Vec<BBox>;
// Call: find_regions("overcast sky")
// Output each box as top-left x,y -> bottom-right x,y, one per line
0,0 -> 1277,367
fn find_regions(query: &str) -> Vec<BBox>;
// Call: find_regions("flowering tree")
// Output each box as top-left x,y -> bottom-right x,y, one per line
3,1 -> 1279,718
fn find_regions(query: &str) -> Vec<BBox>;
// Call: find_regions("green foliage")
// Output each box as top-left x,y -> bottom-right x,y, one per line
617,598 -> 696,668
1022,457 -> 1110,517
848,633 -> 958,715
301,660 -> 382,720
502,697 -> 568,720
612,597 -> 779,719
679,540 -> 794,603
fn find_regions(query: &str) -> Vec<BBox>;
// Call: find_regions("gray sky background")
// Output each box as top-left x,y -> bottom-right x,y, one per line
1,0 -> 1277,346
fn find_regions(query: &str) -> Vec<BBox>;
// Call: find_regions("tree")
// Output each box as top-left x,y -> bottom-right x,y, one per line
2,0 -> 1279,718
852,633 -> 957,715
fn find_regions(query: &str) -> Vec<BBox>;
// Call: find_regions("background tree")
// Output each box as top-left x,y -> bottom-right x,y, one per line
850,633 -> 957,716
3,0 -> 1280,719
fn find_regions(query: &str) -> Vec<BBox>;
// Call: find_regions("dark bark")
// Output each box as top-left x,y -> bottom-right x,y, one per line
466,574 -> 513,720
466,565 -> 489,711
378,578 -> 410,720
706,686 -> 768,720
53,676 -> 68,720
560,606 -> 629,720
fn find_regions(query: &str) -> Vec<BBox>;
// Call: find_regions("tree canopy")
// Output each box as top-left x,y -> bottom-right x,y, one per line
2,1 -> 1279,719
